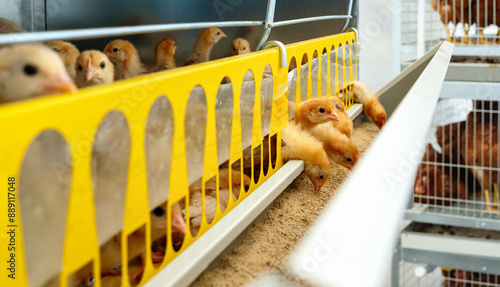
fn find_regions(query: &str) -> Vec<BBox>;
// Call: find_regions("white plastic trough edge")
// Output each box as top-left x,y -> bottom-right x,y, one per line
144,160 -> 304,287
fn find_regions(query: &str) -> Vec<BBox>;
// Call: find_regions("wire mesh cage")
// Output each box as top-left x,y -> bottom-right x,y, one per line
395,222 -> 500,287
409,98 -> 500,229
399,263 -> 500,287
401,0 -> 500,60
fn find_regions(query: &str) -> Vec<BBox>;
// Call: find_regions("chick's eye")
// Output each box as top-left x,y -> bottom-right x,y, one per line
23,64 -> 38,76
153,207 -> 164,216
112,47 -> 118,53
347,157 -> 352,162
78,64 -> 82,72
319,175 -> 324,179
232,47 -> 236,51
243,47 -> 246,50
216,31 -> 220,35
100,61 -> 106,69
52,48 -> 58,52
319,107 -> 326,113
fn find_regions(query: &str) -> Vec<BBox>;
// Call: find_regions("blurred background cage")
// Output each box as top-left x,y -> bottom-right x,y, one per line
0,1 -> 360,287
400,0 -> 500,60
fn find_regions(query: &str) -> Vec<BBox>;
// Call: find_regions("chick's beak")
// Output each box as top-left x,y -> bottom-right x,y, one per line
45,71 -> 77,94
310,178 -> 322,193
84,59 -> 98,82
326,110 -> 340,121
220,32 -> 227,38
171,204 -> 188,234
171,213 -> 188,234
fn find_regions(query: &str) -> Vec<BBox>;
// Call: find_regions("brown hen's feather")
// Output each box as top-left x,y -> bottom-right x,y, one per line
460,108 -> 499,192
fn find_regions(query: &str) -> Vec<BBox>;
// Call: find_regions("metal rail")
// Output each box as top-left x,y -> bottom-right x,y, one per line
0,0 -> 354,46
255,0 -> 354,50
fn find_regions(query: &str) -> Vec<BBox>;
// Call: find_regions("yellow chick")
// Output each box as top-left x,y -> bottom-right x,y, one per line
310,122 -> 359,170
184,28 -> 226,66
47,40 -> 80,80
154,38 -> 177,72
282,122 -> 331,193
0,17 -> 23,33
0,44 -> 77,104
349,81 -> 387,129
231,38 -> 250,55
103,39 -> 146,80
75,50 -> 114,88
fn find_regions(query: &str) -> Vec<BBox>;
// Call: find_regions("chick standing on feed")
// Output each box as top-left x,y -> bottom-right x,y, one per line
103,39 -> 146,80
75,50 -> 114,88
282,122 -> 331,193
47,40 -> 80,80
183,27 -> 226,66
0,44 -> 77,104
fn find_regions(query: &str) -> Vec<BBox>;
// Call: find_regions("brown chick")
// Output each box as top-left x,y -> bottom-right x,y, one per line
104,39 -> 146,80
154,38 -> 177,72
327,96 -> 353,138
47,40 -> 80,80
350,81 -> 387,129
231,38 -> 250,55
0,44 -> 77,104
0,17 -> 23,33
187,169 -> 251,235
282,122 -> 331,193
75,50 -> 114,88
183,28 -> 226,66
294,98 -> 340,130
309,122 -> 359,170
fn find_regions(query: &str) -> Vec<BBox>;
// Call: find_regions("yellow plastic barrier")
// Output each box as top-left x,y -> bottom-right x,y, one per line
0,32 -> 356,287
